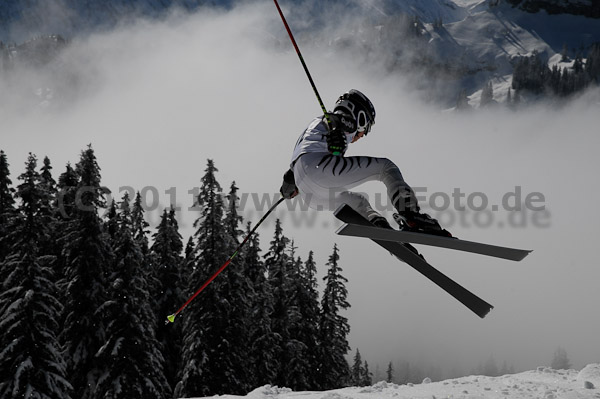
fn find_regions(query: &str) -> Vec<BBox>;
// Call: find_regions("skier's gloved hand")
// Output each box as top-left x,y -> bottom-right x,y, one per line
326,113 -> 356,155
326,128 -> 347,155
280,169 -> 299,199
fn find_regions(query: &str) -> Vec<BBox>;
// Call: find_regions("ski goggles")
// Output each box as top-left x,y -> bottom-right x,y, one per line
356,110 -> 372,135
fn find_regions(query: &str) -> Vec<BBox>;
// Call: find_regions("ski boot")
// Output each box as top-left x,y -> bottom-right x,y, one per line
370,215 -> 393,229
370,215 -> 425,259
394,210 -> 452,237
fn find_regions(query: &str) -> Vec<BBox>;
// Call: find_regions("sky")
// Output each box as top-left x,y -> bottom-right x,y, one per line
1,1 -> 600,378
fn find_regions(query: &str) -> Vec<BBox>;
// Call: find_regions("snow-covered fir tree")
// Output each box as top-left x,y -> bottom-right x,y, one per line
303,251 -> 322,389
352,349 -> 364,386
55,163 -> 78,221
318,244 -> 351,389
60,145 -> 113,399
150,206 -> 184,389
280,246 -> 310,391
37,156 -> 60,267
131,191 -> 150,256
264,219 -> 303,388
287,250 -> 321,390
0,150 -> 15,261
480,81 -> 494,107
215,181 -> 254,393
587,43 -> 600,83
39,156 -> 57,213
176,159 -> 242,397
0,153 -> 72,399
52,162 -> 80,306
93,193 -> 170,399
551,347 -> 572,370
105,199 -> 119,244
386,362 -> 394,383
362,361 -> 373,386
243,221 -> 278,388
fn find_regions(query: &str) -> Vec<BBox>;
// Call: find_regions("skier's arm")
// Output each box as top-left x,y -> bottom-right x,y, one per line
280,169 -> 299,199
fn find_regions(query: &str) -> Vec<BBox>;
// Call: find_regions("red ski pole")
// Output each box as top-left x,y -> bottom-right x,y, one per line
166,197 -> 284,324
273,0 -> 337,149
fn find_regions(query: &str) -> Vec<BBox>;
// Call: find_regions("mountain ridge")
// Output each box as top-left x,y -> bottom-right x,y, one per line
1,0 -> 599,107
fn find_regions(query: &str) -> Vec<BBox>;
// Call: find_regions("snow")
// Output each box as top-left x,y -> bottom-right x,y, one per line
187,365 -> 600,399
578,364 -> 600,390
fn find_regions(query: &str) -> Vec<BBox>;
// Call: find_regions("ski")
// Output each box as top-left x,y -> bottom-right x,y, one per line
336,224 -> 532,262
334,205 -> 493,319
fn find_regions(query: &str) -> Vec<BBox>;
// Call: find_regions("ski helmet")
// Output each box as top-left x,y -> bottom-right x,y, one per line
333,89 -> 376,135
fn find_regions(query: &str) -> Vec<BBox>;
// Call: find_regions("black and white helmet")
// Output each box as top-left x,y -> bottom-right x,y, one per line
333,89 -> 376,135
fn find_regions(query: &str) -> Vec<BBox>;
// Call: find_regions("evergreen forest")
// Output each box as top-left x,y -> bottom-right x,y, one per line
0,147 -> 353,398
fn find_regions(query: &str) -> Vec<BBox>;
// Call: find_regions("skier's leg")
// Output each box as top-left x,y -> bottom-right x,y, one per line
293,153 -> 419,218
293,155 -> 377,219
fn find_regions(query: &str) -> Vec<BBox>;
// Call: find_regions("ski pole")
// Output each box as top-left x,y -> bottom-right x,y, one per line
166,197 -> 285,324
272,0 -> 338,152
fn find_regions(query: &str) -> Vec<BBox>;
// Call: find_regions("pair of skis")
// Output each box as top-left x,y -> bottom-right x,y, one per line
334,205 -> 532,318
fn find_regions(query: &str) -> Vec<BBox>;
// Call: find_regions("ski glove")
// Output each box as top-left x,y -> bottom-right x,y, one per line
326,113 -> 356,156
280,169 -> 299,199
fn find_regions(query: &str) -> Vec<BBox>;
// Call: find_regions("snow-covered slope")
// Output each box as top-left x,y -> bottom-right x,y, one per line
190,364 -> 600,399
440,2 -> 600,69
414,0 -> 600,104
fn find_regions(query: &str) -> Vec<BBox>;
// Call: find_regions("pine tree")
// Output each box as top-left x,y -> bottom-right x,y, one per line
55,163 -> 78,221
282,249 -> 310,391
455,89 -> 470,110
586,43 -> 600,83
60,145 -> 114,399
52,162 -> 80,306
204,180 -> 253,394
176,160 -> 238,397
39,156 -> 57,199
105,199 -> 119,244
93,193 -> 170,399
224,182 -> 243,239
318,244 -> 351,389
151,207 -> 184,388
183,236 -> 196,275
483,354 -> 499,376
263,219 -> 293,387
131,192 -> 149,256
362,361 -> 373,386
386,362 -> 394,383
38,156 -> 59,260
0,153 -> 72,399
480,81 -> 494,107
292,251 -> 321,390
243,222 -> 278,387
351,349 -> 364,386
0,150 -> 16,261
400,361 -> 412,384
551,347 -> 572,370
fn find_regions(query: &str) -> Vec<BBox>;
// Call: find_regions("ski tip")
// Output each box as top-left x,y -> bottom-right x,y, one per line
479,305 -> 494,319
166,314 -> 176,324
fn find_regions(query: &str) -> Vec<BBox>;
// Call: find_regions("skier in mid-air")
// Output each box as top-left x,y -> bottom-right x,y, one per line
280,89 -> 449,235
